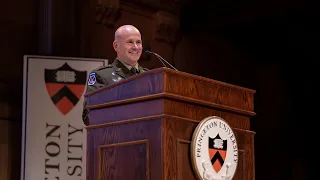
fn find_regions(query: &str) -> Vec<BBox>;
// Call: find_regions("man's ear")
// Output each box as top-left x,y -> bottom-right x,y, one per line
113,41 -> 117,51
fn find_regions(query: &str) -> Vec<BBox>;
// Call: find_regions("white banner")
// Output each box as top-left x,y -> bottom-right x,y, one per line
21,55 -> 108,180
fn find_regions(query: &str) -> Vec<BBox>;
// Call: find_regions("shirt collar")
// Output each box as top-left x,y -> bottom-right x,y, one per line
117,59 -> 139,70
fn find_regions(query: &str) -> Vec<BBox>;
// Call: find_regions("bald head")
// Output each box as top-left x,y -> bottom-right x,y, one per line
114,25 -> 141,41
113,25 -> 143,66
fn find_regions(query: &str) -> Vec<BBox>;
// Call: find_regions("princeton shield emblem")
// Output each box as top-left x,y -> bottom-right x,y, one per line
208,134 -> 227,173
44,63 -> 87,115
191,116 -> 238,180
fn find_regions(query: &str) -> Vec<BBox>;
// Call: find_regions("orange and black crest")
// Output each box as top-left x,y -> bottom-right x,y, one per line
208,134 -> 227,173
45,63 -> 87,115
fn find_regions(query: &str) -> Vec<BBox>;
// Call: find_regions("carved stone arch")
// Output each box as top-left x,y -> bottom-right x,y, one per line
95,0 -> 121,28
154,11 -> 180,45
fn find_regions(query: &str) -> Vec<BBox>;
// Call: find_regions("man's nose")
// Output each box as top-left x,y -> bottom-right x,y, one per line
132,43 -> 139,49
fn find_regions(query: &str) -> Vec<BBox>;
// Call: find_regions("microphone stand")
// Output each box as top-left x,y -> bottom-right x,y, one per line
145,50 -> 179,71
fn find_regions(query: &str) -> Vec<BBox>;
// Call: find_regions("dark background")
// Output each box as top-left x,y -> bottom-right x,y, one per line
0,0 -> 318,179
179,1 -> 318,179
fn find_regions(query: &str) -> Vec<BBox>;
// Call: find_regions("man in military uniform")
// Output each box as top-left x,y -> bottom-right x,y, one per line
82,25 -> 148,125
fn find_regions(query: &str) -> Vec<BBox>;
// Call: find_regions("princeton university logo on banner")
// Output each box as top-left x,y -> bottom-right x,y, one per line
44,63 -> 87,115
190,116 -> 238,180
22,55 -> 108,180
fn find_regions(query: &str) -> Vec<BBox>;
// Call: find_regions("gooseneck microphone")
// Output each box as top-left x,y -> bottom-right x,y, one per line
144,50 -> 179,71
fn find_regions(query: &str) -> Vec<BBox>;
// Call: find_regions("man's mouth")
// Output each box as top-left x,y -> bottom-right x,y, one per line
129,51 -> 139,55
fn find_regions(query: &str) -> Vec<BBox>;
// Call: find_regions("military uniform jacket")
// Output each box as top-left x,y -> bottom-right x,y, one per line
82,58 -> 148,125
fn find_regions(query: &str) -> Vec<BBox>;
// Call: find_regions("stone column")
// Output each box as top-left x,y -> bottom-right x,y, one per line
154,11 -> 179,45
151,11 -> 179,67
38,0 -> 53,55
38,0 -> 78,56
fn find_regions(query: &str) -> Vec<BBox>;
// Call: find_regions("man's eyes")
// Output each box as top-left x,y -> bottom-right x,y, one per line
127,41 -> 141,44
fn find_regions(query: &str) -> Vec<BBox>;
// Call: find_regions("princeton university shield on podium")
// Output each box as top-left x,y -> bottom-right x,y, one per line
191,116 -> 238,180
208,135 -> 227,173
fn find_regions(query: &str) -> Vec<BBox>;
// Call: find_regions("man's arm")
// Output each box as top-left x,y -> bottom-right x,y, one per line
82,71 -> 108,125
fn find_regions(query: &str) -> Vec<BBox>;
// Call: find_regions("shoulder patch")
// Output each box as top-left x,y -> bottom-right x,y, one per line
88,72 -> 96,85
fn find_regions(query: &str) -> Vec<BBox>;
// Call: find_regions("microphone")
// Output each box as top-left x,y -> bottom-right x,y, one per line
144,50 -> 179,71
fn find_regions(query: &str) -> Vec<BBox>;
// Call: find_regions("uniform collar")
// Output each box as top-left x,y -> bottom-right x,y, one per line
111,58 -> 136,78
111,58 -> 146,79
117,59 -> 139,70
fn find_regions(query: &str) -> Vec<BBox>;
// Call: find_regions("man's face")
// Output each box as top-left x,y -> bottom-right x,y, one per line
114,32 -> 143,66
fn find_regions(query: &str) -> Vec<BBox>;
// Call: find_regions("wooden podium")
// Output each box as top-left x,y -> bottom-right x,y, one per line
84,68 -> 256,180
